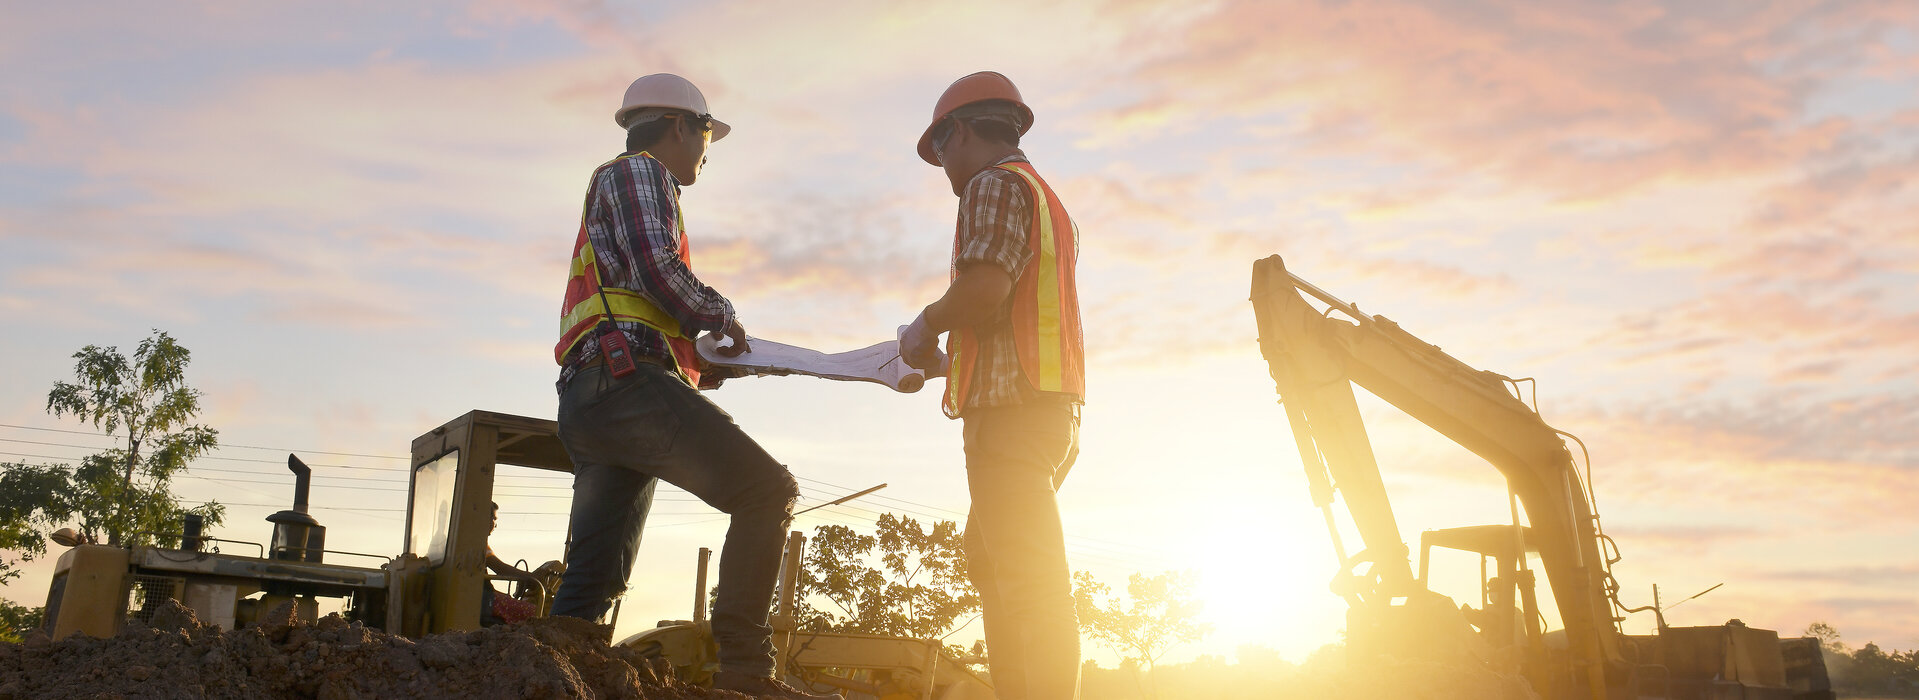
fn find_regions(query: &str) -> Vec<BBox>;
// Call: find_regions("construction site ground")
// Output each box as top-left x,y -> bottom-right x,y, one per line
0,600 -> 721,700
0,598 -> 1552,700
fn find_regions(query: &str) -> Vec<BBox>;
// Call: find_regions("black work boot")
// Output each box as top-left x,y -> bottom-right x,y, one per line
711,671 -> 844,700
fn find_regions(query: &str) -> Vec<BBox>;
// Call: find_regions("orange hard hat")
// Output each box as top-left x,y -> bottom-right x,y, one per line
916,71 -> 1034,166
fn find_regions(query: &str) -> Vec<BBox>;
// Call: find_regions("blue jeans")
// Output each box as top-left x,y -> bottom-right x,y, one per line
963,399 -> 1082,700
553,362 -> 799,676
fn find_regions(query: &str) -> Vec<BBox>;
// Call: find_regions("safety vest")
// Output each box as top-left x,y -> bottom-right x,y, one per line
555,152 -> 702,386
943,161 -> 1085,418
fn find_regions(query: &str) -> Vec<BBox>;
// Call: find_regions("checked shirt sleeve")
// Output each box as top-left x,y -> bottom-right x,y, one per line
590,156 -> 736,335
953,167 -> 1034,279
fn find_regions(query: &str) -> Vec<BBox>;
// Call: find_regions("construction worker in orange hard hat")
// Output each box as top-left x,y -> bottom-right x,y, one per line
898,71 -> 1087,700
550,72 -> 840,700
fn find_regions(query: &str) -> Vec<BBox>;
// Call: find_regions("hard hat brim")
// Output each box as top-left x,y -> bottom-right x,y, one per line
915,106 -> 1032,166
615,108 -> 733,142
916,122 -> 942,166
916,72 -> 1033,166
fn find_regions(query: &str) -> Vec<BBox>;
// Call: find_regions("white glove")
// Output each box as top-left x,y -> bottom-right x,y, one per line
898,312 -> 948,377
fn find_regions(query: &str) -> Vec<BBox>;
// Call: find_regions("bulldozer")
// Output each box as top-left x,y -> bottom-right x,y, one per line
38,409 -> 993,699
41,411 -> 571,640
1250,255 -> 1833,700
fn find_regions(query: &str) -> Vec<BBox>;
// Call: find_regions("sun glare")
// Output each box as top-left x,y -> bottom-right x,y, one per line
1190,525 -> 1350,662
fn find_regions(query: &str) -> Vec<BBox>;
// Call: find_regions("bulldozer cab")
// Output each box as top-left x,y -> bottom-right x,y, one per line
38,409 -> 577,642
396,410 -> 574,635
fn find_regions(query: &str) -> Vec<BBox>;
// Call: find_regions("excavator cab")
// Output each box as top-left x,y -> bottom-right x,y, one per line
1418,524 -> 1542,653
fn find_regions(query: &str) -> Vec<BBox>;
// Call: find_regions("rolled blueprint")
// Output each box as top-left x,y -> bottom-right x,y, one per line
695,335 -> 927,393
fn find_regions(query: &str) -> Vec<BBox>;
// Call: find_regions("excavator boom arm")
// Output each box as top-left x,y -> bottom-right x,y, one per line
1251,256 -> 1621,684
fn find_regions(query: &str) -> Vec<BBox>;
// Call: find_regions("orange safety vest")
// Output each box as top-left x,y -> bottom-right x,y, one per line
555,152 -> 702,386
943,161 -> 1085,418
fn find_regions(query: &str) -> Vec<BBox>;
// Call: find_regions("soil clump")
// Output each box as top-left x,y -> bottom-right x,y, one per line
0,601 -> 748,700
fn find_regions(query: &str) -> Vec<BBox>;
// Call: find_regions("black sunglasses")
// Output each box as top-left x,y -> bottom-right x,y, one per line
931,117 -> 961,158
670,112 -> 715,133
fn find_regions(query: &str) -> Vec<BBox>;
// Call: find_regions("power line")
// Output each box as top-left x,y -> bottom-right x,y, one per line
1,433 -> 619,492
794,475 -> 1175,565
0,423 -> 406,461
7,435 -> 1179,569
0,423 -> 117,438
208,442 -> 404,461
176,466 -> 693,500
0,436 -> 406,473
183,465 -> 403,485
0,437 -> 116,451
0,450 -> 101,463
216,501 -> 406,513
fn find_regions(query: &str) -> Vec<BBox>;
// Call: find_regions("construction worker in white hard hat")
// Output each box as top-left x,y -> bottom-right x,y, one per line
550,73 -> 842,700
898,71 -> 1086,700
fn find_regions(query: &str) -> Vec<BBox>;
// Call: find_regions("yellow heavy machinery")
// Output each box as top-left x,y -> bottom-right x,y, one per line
616,533 -> 996,700
1250,255 -> 1832,700
42,411 -> 569,639
40,409 -> 995,699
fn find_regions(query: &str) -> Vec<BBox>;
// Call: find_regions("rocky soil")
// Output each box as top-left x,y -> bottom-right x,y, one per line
0,599 -> 1547,699
0,601 -> 745,700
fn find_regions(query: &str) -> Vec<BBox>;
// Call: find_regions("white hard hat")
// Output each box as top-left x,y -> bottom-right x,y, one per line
616,73 -> 732,141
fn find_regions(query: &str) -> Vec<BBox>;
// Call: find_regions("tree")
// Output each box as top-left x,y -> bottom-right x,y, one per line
0,599 -> 43,643
1805,621 -> 1844,653
0,330 -> 225,582
1801,622 -> 1919,696
793,514 -> 980,640
0,463 -> 79,585
1073,569 -> 1213,695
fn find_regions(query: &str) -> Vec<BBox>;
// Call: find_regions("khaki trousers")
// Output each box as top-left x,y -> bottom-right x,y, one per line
962,398 -> 1082,700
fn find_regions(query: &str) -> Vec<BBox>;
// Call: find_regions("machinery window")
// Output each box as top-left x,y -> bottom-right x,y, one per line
42,572 -> 66,633
127,575 -> 185,627
408,450 -> 460,564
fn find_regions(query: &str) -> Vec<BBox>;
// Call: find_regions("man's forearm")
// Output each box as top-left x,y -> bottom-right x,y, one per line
924,264 -> 1014,333
637,247 -> 736,334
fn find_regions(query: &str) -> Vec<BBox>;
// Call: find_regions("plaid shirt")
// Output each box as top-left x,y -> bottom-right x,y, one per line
953,152 -> 1053,411
558,152 -> 735,393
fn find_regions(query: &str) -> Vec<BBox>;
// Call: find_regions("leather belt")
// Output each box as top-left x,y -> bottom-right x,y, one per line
594,352 -> 675,372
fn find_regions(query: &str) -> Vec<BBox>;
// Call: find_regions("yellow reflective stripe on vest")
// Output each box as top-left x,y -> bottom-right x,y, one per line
998,164 -> 1065,392
560,288 -> 687,338
943,342 -> 967,411
559,237 -> 688,342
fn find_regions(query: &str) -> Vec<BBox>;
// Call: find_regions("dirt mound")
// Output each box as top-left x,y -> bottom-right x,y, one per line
1294,656 -> 1541,700
0,600 -> 751,700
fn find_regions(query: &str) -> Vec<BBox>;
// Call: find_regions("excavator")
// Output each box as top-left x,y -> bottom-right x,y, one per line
1249,255 -> 1832,700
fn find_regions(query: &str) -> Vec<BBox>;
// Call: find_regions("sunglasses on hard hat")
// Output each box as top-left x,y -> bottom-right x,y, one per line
667,112 -> 716,133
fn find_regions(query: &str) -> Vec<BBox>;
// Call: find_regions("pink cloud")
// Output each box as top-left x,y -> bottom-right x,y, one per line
1600,524 -> 1768,557
1089,1 -> 1916,202
1554,399 -> 1919,526
1326,256 -> 1518,299
1761,562 -> 1919,587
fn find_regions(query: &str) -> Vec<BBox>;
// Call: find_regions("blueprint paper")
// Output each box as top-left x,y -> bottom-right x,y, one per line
696,335 -> 928,393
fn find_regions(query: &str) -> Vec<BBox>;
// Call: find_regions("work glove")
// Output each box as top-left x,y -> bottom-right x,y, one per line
898,312 -> 948,377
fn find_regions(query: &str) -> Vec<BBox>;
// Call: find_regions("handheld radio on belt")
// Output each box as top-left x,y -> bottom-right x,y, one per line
594,284 -> 639,378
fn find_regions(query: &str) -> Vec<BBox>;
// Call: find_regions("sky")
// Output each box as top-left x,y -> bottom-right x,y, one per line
2,0 -> 1916,665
